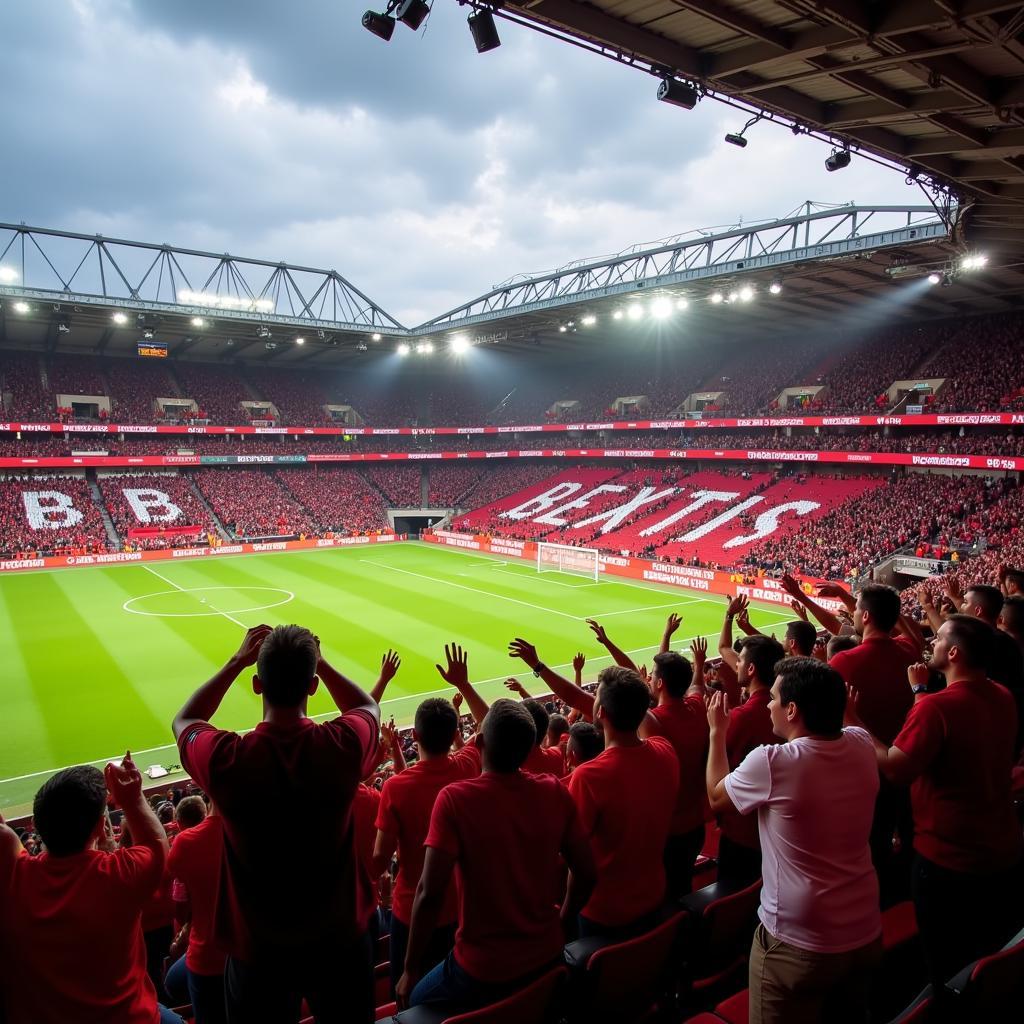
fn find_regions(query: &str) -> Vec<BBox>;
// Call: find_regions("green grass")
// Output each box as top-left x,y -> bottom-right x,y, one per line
0,541 -> 792,816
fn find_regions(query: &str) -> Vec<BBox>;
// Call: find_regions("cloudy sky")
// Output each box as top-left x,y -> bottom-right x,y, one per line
2,0 -> 916,325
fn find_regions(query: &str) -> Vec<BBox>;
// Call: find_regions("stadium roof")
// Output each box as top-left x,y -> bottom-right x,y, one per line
497,1 -> 1024,256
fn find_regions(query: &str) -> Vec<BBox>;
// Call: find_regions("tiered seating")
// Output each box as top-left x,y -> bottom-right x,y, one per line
0,474 -> 108,556
275,467 -> 389,533
245,367 -> 333,425
192,468 -> 316,538
173,363 -> 252,424
104,358 -> 177,424
362,465 -> 422,506
46,354 -> 108,400
96,473 -> 214,547
427,465 -> 484,506
0,351 -> 48,420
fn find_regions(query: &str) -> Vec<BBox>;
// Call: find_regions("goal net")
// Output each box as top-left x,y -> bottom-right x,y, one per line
537,541 -> 600,582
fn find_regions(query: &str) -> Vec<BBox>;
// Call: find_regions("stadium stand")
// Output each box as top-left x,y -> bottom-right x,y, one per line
0,351 -> 49,420
275,466 -> 389,534
0,473 -> 109,557
362,465 -> 423,507
104,357 -> 178,424
172,363 -> 254,424
427,465 -> 485,507
96,473 -> 215,548
191,468 -> 316,538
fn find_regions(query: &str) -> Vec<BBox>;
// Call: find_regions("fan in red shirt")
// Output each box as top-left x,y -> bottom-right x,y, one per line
568,666 -> 679,937
172,624 -> 382,1024
396,692 -> 596,1014
373,678 -> 483,997
520,700 -> 566,777
0,755 -> 179,1024
849,614 -> 1024,997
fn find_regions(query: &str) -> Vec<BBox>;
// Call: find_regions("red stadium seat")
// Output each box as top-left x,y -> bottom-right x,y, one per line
881,901 -> 918,954
945,923 -> 1024,1016
884,986 -> 933,1023
712,987 -> 747,1024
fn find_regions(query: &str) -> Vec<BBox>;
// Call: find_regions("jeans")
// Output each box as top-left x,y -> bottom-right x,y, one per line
748,922 -> 881,1024
410,951 -> 557,1015
663,825 -> 706,900
716,836 -> 762,889
159,1006 -> 186,1024
164,954 -> 189,1007
164,954 -> 226,1024
225,930 -> 373,1024
388,914 -> 457,998
911,852 -> 1024,993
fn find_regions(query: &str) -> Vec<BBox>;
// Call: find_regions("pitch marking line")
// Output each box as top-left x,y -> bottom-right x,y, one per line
0,619 -> 797,789
124,586 -> 295,619
142,565 -> 250,629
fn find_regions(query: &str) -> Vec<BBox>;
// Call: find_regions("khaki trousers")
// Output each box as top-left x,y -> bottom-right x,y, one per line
748,922 -> 882,1024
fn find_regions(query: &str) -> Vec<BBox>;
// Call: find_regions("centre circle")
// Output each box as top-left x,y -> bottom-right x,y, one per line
123,586 -> 295,618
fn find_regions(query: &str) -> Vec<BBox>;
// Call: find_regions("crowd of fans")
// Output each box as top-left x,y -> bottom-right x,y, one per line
427,465 -> 484,507
362,466 -> 422,507
275,467 -> 389,534
97,473 -> 215,547
191,469 -> 317,539
0,473 -> 110,557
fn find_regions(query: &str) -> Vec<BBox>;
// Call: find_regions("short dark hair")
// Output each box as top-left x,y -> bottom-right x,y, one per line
785,620 -> 817,656
567,722 -> 604,764
547,713 -> 570,742
943,613 -> 998,670
776,657 -> 846,735
596,666 -> 652,732
827,634 -> 858,659
482,699 -> 536,772
175,795 -> 207,829
1000,595 -> 1024,634
1002,568 -> 1024,592
256,625 -> 319,708
414,698 -> 459,756
740,635 -> 786,685
522,699 -> 550,748
653,651 -> 693,698
33,766 -> 107,857
965,584 -> 1004,623
858,584 -> 901,632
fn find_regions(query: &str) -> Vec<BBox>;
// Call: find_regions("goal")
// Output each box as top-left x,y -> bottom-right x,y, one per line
537,541 -> 600,582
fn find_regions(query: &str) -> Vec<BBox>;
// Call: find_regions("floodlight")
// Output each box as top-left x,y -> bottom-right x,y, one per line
451,335 -> 469,353
769,281 -> 782,295
416,340 -> 434,354
657,78 -> 699,110
724,133 -> 748,148
728,291 -> 739,303
739,286 -> 754,302
57,320 -> 71,335
676,298 -> 689,310
256,326 -> 272,339
468,9 -> 500,52
396,0 -> 430,30
961,254 -> 988,271
112,311 -> 128,325
362,10 -> 396,40
650,298 -> 673,320
558,325 -> 567,333
143,328 -> 155,340
371,332 -> 382,341
12,300 -> 30,314
825,148 -> 851,172
191,316 -> 206,327
710,293 -> 724,304
397,343 -> 411,356
927,273 -> 941,285
627,305 -> 644,321
612,310 -> 623,320
0,266 -> 18,283
296,336 -> 305,345
581,314 -> 596,326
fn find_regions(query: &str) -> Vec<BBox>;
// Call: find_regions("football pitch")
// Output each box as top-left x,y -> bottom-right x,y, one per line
0,541 -> 793,816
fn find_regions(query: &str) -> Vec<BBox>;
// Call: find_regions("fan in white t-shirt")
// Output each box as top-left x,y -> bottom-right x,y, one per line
706,657 -> 882,1024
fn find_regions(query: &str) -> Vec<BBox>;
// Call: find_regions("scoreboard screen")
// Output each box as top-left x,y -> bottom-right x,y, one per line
137,341 -> 168,358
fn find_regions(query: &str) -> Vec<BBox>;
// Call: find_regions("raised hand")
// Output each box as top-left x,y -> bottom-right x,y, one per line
816,582 -> 849,599
104,751 -> 143,807
791,600 -> 808,621
737,606 -> 752,631
508,638 -> 540,670
234,624 -> 272,667
436,643 -> 469,689
637,663 -> 650,684
664,613 -> 683,638
452,691 -> 464,712
916,585 -> 934,609
381,717 -> 400,752
843,684 -> 865,728
726,595 -> 749,619
812,638 -> 827,662
944,577 -> 963,606
572,651 -> 586,674
379,649 -> 401,685
780,573 -> 802,598
706,690 -> 730,733
586,619 -> 609,645
691,635 -> 708,664
908,663 -> 930,690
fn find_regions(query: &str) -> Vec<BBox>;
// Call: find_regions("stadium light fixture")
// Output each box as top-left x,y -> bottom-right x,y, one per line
296,336 -> 305,345
396,0 -> 430,30
143,328 -> 155,340
825,148 -> 851,172
371,332 -> 382,341
581,314 -> 597,326
728,290 -> 739,303
657,78 -> 699,110
468,8 -> 501,52
650,298 -> 673,320
710,293 -> 724,305
739,286 -> 754,302
12,300 -> 30,314
724,114 -> 761,149
416,340 -> 434,354
769,281 -> 783,295
961,254 -> 988,271
612,309 -> 623,320
0,266 -> 18,283
191,316 -> 206,328
397,343 -> 411,356
112,311 -> 129,325
676,298 -> 689,310
451,334 -> 469,353
558,325 -> 568,333
927,272 -> 941,285
362,9 -> 396,40
626,305 -> 644,321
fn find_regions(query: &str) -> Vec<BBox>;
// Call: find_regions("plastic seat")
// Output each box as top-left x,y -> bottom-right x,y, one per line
946,923 -> 1024,1015
564,911 -> 687,1023
712,987 -> 748,1024
375,964 -> 566,1024
885,985 -> 933,1023
680,879 -> 762,995
881,901 -> 917,954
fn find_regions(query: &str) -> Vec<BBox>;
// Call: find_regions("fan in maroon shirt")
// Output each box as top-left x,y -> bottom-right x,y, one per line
520,700 -> 566,777
172,624 -> 382,1024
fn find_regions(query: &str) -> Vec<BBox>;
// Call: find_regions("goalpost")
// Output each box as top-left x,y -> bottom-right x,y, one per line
537,541 -> 601,582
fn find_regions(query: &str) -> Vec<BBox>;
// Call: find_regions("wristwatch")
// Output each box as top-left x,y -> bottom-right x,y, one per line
533,662 -> 547,678
910,683 -> 928,695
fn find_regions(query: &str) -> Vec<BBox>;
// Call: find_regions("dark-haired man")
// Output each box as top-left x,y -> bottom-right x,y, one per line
374,648 -> 485,996
172,625 -> 383,1024
521,700 -> 566,777
565,721 -> 604,771
0,755 -> 180,1024
708,660 -> 881,1024
569,667 -> 678,938
397,698 -> 596,1013
848,614 -> 1023,993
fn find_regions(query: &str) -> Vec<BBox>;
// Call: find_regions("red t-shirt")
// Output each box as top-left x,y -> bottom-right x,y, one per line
0,846 -> 161,1024
178,709 -> 378,957
166,816 -> 228,976
720,688 -> 779,849
830,635 -> 918,745
425,770 -> 584,983
893,679 -> 1022,872
353,783 -> 381,928
647,695 -> 710,834
375,746 -> 481,924
568,737 -> 679,926
522,743 -> 565,778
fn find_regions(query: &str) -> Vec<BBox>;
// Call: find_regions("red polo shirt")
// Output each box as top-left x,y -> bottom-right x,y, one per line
830,635 -> 917,745
375,745 -> 482,924
568,737 -> 679,926
720,688 -> 779,849
893,679 -> 1022,872
647,694 -> 709,834
178,709 -> 378,958
425,769 -> 584,983
166,816 -> 228,977
0,846 -> 161,1024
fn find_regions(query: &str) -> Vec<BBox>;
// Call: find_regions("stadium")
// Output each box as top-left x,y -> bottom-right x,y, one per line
1,2 -> 1023,1024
